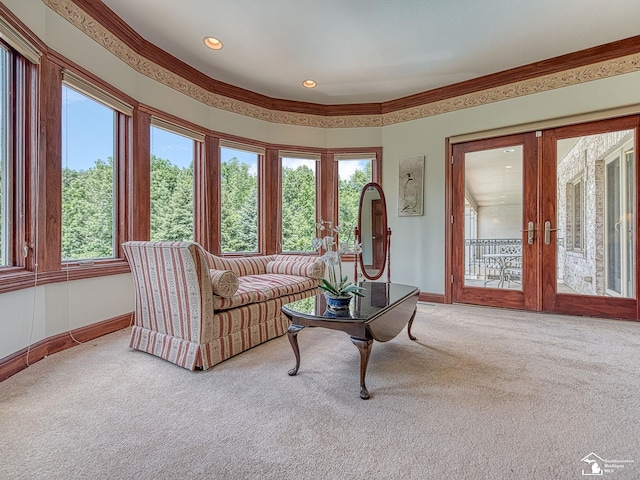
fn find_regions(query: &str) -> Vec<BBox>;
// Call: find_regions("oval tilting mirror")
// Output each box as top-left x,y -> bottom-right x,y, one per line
356,182 -> 390,281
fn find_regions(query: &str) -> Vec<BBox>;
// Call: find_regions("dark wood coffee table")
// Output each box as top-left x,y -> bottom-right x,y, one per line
282,282 -> 420,399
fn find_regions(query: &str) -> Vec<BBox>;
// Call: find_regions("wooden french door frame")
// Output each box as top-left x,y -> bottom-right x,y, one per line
540,116 -> 640,320
446,115 -> 640,321
449,132 -> 539,311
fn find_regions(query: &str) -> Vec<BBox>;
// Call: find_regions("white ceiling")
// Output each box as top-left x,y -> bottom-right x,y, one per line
100,0 -> 640,105
465,146 -> 523,208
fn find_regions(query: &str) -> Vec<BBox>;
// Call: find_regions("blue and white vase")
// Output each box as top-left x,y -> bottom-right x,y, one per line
324,292 -> 352,311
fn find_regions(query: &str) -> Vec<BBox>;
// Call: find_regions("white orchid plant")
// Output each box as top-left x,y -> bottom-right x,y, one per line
312,219 -> 364,298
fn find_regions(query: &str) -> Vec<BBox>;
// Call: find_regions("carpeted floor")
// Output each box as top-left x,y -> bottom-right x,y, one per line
1,303 -> 639,479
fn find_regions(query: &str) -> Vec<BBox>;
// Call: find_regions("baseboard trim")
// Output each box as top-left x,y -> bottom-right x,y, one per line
419,292 -> 445,304
0,312 -> 133,383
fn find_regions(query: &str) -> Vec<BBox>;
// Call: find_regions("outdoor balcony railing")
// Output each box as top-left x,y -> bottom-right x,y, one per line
464,238 -> 522,279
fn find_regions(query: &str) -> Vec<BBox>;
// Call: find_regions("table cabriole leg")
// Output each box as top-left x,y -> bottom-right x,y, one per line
351,337 -> 373,400
407,308 -> 417,341
287,324 -> 304,376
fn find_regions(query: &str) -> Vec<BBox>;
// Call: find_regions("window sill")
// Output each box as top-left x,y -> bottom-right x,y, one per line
0,260 -> 131,295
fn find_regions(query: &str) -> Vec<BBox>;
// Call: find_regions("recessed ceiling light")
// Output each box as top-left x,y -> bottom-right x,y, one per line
505,165 -> 513,169
504,148 -> 516,153
203,36 -> 223,50
302,79 -> 317,89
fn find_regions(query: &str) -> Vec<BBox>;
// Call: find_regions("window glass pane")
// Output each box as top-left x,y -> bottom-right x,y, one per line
150,126 -> 194,242
0,47 -> 8,266
575,181 -> 582,249
463,146 -> 523,290
281,157 -> 316,252
606,158 -> 621,293
220,146 -> 258,253
337,158 -> 372,232
61,85 -> 115,261
556,130 -> 634,297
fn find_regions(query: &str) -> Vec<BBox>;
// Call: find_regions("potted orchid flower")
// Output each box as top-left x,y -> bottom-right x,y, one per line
312,219 -> 364,309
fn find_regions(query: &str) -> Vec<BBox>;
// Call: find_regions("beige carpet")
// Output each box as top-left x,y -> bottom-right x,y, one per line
1,303 -> 639,479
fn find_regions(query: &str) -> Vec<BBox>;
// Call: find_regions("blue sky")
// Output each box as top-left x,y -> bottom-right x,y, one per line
62,86 -> 195,170
151,126 -> 193,168
62,86 -> 115,170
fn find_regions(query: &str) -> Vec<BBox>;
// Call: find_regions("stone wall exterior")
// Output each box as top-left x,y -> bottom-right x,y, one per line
556,130 -> 632,295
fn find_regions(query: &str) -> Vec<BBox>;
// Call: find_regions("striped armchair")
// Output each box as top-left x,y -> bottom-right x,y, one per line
122,242 -> 323,370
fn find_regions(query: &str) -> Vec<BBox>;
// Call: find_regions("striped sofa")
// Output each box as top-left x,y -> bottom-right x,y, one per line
122,241 -> 324,370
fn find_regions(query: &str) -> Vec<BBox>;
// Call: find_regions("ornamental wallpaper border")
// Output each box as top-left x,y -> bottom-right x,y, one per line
43,0 -> 640,129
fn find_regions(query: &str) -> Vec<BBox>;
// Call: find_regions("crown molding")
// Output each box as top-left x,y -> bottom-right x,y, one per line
43,0 -> 640,128
383,51 -> 640,126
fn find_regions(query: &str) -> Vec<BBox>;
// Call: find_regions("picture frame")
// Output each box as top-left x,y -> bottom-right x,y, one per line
398,156 -> 425,216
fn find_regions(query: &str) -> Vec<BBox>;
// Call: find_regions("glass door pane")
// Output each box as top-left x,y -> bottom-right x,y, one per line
556,130 -> 635,298
625,148 -> 635,296
606,157 -> 621,294
463,146 -> 523,290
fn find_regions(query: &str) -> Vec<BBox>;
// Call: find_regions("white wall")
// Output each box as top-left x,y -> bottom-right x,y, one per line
477,204 -> 522,239
3,0 -> 640,358
0,274 -> 133,359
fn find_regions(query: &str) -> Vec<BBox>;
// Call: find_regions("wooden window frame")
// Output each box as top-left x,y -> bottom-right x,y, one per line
0,46 -> 383,293
567,175 -> 584,252
329,148 -> 382,262
0,41 -> 39,293
60,83 -> 120,263
0,43 -> 14,268
60,66 -> 135,268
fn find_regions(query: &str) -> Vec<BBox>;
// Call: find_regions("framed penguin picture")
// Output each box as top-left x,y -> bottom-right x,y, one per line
398,156 -> 424,216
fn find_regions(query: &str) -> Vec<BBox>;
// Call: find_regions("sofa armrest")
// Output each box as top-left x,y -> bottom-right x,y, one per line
267,255 -> 324,279
209,269 -> 239,297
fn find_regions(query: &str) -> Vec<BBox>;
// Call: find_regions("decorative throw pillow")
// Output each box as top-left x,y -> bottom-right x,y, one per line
266,259 -> 324,279
209,269 -> 239,298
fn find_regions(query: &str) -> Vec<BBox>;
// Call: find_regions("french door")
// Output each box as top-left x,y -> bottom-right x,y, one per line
541,117 -> 638,319
450,116 -> 640,320
451,133 -> 539,310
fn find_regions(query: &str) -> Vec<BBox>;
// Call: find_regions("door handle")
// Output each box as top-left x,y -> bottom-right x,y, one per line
521,221 -> 535,245
544,221 -> 558,245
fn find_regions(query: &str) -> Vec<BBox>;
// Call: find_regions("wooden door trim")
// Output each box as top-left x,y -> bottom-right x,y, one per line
444,138 -> 453,304
540,130 -> 557,312
522,132 -> 540,311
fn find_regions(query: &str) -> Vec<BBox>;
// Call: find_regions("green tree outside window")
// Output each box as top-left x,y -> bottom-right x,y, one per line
150,125 -> 195,242
220,153 -> 258,253
338,159 -> 373,237
61,85 -> 115,261
281,158 -> 317,252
